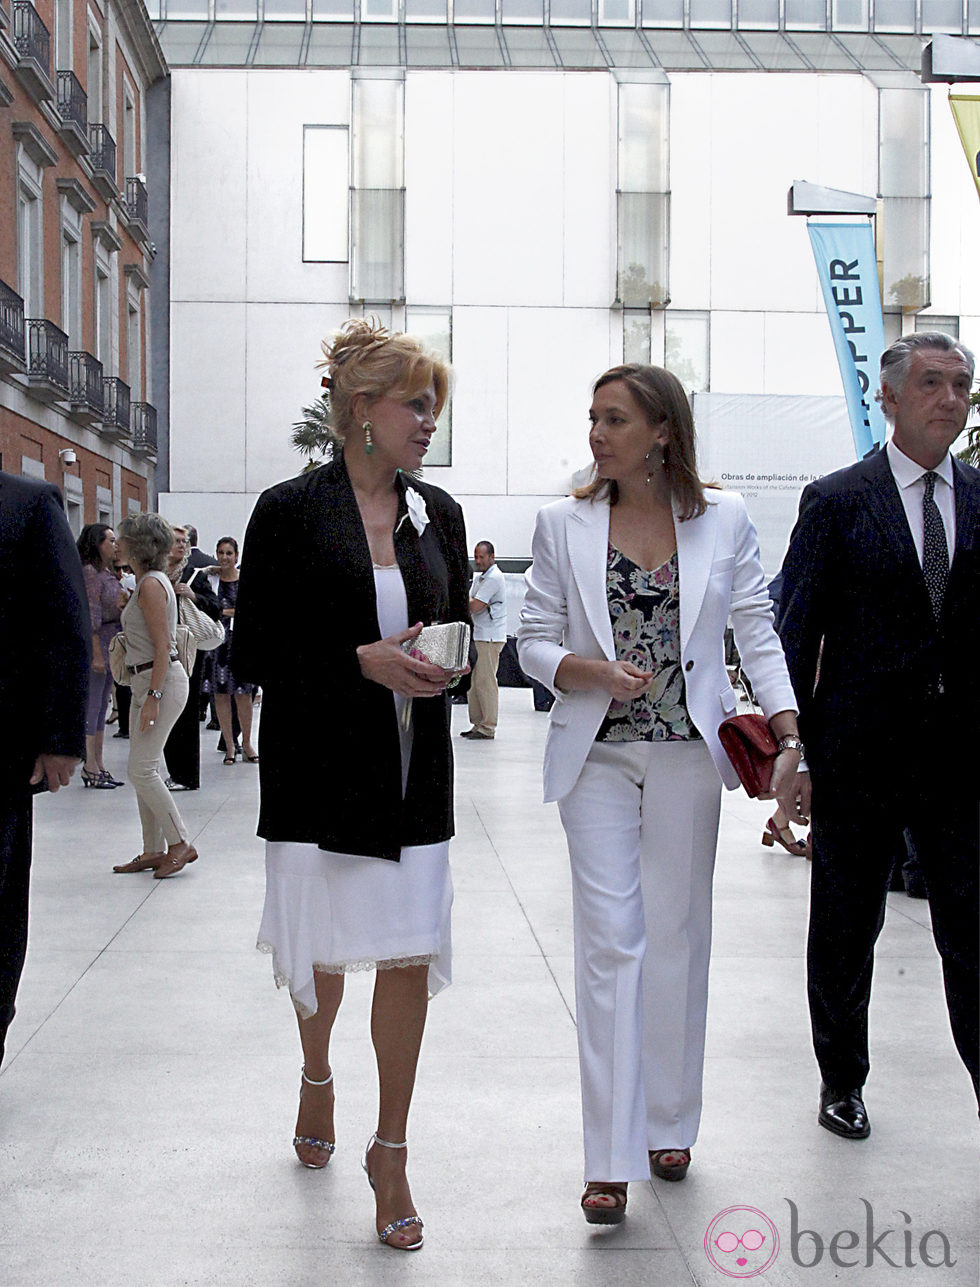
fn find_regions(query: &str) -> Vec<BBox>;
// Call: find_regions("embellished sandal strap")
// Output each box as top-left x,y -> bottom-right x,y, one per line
300,1065 -> 334,1087
372,1134 -> 408,1149
293,1135 -> 335,1153
378,1216 -> 423,1244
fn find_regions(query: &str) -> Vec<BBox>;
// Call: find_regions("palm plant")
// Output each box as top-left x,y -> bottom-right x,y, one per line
291,393 -> 338,472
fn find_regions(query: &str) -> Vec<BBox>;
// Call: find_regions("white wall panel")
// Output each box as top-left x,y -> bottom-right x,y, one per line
561,74 -> 615,309
405,73 -> 454,305
669,76 -> 713,310
170,301 -> 247,492
158,491 -> 258,557
455,493 -> 557,560
171,71 -> 248,302
427,305 -> 509,495
762,311 -> 843,397
452,74 -> 565,306
246,71 -> 351,303
244,302 -> 354,494
928,85 -> 980,321
506,307 -> 611,495
710,310 -> 764,392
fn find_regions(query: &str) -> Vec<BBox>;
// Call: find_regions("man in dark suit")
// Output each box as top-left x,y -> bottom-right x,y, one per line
0,471 -> 90,1065
776,332 -> 979,1138
183,524 -> 214,572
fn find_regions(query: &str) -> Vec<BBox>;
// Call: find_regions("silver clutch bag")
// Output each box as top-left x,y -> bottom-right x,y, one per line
401,621 -> 471,672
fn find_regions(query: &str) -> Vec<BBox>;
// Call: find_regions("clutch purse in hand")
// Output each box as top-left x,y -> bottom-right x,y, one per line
717,713 -> 778,798
402,621 -> 471,673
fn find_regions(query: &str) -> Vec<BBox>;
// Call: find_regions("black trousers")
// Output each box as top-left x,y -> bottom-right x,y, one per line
0,793 -> 32,1065
114,683 -> 131,736
807,727 -> 979,1098
163,651 -> 207,788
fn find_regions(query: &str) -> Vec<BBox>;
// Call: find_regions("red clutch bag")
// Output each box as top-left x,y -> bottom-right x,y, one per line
718,714 -> 778,798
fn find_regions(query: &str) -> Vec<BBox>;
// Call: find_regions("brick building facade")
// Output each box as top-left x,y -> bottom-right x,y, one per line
0,0 -> 165,531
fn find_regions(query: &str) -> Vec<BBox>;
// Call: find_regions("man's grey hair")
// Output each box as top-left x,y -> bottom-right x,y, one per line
875,332 -> 975,420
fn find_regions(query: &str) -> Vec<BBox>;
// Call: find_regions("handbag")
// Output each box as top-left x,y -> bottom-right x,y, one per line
399,622 -> 472,730
402,621 -> 471,673
717,713 -> 778,798
178,594 -> 225,651
175,624 -> 197,676
107,631 -> 130,686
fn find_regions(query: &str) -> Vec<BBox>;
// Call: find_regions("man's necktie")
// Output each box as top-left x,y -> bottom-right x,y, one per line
922,471 -> 948,621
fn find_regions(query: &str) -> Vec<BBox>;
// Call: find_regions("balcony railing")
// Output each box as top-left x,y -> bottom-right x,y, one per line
12,3 -> 50,78
27,319 -> 69,393
57,69 -> 87,133
89,124 -> 116,182
131,401 -> 157,455
125,176 -> 148,230
0,280 -> 26,368
102,376 -> 130,434
69,350 -> 104,418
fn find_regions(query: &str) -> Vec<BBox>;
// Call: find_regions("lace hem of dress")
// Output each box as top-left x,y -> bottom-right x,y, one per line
257,941 -> 435,1017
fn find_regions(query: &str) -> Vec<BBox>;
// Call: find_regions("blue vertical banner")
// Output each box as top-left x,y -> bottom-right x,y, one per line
807,221 -> 888,459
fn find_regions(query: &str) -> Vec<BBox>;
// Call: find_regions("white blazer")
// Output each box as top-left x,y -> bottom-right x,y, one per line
517,490 -> 798,803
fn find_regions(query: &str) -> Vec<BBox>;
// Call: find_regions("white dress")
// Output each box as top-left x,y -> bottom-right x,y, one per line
256,565 -> 454,1018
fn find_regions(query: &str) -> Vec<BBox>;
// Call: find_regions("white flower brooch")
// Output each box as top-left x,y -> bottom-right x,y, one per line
396,486 -> 430,538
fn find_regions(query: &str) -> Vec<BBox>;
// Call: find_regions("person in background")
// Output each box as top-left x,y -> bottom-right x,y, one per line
183,524 -> 214,572
0,470 -> 89,1065
202,537 -> 258,765
111,514 -> 198,879
77,524 -> 129,789
461,541 -> 507,741
163,526 -> 221,791
112,558 -> 136,741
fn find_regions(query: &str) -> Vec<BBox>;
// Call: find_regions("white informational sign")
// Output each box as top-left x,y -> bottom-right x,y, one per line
693,392 -> 857,580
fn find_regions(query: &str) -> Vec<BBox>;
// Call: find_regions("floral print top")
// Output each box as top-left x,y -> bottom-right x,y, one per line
595,544 -> 701,744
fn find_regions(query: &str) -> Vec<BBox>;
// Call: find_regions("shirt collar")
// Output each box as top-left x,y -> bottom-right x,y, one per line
886,438 -> 954,491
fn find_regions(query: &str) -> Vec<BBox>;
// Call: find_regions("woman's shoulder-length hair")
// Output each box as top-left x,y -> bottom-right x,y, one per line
573,364 -> 713,521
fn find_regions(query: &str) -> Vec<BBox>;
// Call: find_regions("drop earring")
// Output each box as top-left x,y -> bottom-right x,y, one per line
363,421 -> 374,455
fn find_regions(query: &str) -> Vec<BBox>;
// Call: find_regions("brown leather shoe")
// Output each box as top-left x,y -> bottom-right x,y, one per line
649,1148 -> 691,1181
153,844 -> 199,879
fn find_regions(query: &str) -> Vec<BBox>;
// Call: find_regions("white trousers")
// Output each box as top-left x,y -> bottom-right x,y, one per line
558,738 -> 722,1182
129,662 -> 190,854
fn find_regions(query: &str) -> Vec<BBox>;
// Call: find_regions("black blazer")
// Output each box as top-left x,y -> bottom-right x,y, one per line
0,472 -> 91,789
182,565 -> 222,621
233,456 -> 471,860
776,446 -> 980,781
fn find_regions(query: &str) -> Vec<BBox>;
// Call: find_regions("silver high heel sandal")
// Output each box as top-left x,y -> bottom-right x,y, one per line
361,1134 -> 424,1250
292,1067 -> 335,1168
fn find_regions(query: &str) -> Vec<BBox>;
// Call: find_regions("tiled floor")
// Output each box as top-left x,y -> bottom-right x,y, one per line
1,690 -> 976,1286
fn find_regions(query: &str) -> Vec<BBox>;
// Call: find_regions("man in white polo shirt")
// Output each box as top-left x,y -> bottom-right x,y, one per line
461,541 -> 507,741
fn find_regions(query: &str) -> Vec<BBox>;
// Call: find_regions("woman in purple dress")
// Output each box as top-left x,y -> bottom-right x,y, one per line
77,524 -> 129,789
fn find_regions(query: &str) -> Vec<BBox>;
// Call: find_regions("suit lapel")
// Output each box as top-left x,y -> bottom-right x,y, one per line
861,447 -> 922,577
567,499 -> 614,659
951,458 -> 980,566
674,496 -> 717,656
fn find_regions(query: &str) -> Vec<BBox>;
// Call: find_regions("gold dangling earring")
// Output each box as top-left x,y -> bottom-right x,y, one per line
363,421 -> 374,455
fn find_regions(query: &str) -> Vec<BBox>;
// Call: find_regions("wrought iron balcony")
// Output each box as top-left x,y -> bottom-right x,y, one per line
131,401 -> 158,457
88,124 -> 117,198
56,70 -> 88,155
69,351 -> 104,423
12,3 -> 52,102
102,377 -> 130,437
0,280 -> 27,377
26,318 -> 69,401
124,176 -> 148,235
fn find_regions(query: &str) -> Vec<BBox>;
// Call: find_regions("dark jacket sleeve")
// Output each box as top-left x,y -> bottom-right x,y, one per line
32,485 -> 92,761
774,481 -> 829,736
232,487 -> 285,688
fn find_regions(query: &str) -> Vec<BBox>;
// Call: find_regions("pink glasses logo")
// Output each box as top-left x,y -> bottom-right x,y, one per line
704,1206 -> 780,1278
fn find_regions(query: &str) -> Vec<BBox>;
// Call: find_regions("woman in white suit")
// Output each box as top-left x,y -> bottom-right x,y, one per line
518,365 -> 803,1222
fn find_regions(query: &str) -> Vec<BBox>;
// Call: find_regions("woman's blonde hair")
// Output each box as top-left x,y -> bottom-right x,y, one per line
117,513 -> 175,572
574,364 -> 710,521
318,318 -> 451,441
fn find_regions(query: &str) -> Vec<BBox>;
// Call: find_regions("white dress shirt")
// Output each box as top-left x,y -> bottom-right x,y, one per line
885,439 -> 955,569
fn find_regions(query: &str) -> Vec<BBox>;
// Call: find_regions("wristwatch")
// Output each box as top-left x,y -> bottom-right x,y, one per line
147,688 -> 164,701
777,734 -> 804,756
